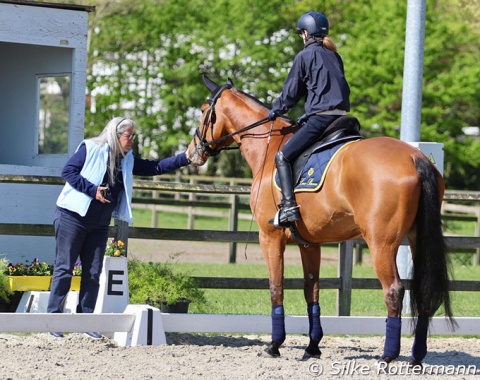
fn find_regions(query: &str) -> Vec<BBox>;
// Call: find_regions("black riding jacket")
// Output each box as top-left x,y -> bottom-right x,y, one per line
271,41 -> 350,117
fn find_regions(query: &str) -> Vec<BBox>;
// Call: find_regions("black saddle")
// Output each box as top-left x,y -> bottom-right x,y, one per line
292,116 -> 363,185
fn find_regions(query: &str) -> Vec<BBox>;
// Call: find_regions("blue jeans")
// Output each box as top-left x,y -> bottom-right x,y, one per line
47,208 -> 109,313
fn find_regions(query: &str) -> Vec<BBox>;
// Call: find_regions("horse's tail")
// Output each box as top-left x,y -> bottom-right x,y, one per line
410,156 -> 455,327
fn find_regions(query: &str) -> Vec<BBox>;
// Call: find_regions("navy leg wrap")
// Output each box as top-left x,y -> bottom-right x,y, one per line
271,305 -> 286,344
383,316 -> 402,359
412,315 -> 429,362
307,302 -> 323,342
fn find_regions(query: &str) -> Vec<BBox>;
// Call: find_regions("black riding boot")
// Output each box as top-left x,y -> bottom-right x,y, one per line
272,152 -> 301,227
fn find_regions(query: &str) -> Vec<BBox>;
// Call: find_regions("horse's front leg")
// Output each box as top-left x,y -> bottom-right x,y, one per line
300,244 -> 322,359
259,230 -> 287,358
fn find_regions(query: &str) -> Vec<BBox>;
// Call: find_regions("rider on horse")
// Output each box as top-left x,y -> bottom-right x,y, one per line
267,11 -> 351,228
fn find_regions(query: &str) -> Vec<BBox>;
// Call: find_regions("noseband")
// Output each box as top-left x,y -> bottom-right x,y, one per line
193,84 -> 270,157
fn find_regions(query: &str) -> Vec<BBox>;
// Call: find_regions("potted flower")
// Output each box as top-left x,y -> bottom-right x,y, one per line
128,254 -> 206,313
70,261 -> 82,291
7,258 -> 54,291
105,238 -> 126,257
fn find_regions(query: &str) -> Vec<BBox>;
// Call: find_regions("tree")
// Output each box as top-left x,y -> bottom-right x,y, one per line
55,0 -> 480,189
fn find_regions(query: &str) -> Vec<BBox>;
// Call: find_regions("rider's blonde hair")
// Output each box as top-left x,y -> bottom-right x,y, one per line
316,36 -> 337,52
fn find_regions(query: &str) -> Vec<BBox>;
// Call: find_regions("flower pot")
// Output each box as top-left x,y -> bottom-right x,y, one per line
8,276 -> 52,291
160,299 -> 191,313
70,276 -> 81,291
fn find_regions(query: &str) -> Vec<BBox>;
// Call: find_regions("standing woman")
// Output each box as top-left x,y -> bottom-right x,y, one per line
267,11 -> 350,227
47,117 -> 191,338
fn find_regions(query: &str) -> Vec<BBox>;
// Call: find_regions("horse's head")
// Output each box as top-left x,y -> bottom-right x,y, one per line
187,75 -> 237,166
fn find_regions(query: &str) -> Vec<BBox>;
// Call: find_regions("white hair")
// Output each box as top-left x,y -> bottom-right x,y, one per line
89,117 -> 135,185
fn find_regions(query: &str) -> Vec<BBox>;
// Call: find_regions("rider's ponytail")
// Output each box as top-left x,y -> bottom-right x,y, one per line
316,36 -> 337,52
323,37 -> 337,52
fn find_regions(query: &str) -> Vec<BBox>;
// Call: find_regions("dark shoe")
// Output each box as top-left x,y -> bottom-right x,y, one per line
50,332 -> 64,338
84,332 -> 102,340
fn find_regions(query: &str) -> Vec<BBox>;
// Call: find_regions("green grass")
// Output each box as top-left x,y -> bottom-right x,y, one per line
132,209 -> 258,230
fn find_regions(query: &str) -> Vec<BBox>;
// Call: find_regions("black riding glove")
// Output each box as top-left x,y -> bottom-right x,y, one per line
296,114 -> 308,126
267,109 -> 278,121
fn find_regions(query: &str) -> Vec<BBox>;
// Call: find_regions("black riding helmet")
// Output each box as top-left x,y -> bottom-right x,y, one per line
296,11 -> 329,37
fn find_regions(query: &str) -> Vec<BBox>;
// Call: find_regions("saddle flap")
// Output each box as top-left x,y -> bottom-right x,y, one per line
292,116 -> 363,184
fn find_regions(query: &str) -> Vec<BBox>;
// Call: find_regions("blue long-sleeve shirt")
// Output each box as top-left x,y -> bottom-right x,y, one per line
59,142 -> 189,225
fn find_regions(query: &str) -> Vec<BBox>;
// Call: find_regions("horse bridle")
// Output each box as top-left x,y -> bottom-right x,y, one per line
193,84 -> 270,157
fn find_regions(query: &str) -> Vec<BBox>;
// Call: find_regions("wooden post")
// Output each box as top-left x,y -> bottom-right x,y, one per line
354,243 -> 363,265
475,208 -> 480,266
151,190 -> 158,228
114,219 -> 129,256
228,193 -> 239,263
337,240 -> 354,316
174,171 -> 181,200
187,177 -> 196,230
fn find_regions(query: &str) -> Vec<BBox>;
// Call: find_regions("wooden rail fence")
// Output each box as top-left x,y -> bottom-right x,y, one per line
2,174 -> 480,316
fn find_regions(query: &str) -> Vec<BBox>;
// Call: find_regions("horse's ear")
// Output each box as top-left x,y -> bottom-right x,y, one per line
226,77 -> 235,87
203,75 -> 220,95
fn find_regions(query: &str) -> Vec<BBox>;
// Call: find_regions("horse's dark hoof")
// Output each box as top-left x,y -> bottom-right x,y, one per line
301,340 -> 321,360
301,349 -> 321,361
381,355 -> 396,363
408,359 -> 423,370
377,355 -> 396,367
260,341 -> 281,358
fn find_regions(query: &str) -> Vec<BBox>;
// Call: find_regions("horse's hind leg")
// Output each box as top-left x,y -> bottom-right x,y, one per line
369,242 -> 405,363
300,244 -> 322,359
406,233 -> 429,368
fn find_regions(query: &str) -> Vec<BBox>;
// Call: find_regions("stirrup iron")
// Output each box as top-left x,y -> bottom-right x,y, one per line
272,204 -> 301,228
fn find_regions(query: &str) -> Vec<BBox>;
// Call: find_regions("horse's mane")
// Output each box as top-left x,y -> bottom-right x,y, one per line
232,87 -> 295,124
233,88 -> 268,109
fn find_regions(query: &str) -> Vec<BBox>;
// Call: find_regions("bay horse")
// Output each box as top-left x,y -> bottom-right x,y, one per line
187,76 -> 454,366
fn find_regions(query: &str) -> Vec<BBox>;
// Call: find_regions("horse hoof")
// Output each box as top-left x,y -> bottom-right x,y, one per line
302,341 -> 321,360
377,355 -> 396,367
301,349 -> 321,361
408,359 -> 423,370
261,346 -> 281,358
260,342 -> 281,358
381,355 -> 396,363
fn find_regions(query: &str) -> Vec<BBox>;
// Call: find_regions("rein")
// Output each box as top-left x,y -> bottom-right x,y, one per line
194,83 -> 270,157
195,117 -> 270,153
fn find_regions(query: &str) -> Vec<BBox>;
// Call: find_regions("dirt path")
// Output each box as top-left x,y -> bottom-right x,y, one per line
126,238 -> 342,265
0,332 -> 478,379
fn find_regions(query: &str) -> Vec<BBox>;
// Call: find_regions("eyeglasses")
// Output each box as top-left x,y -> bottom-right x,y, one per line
120,133 -> 136,141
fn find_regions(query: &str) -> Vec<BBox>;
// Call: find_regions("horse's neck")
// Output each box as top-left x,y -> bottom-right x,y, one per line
226,90 -> 290,176
239,125 -> 288,177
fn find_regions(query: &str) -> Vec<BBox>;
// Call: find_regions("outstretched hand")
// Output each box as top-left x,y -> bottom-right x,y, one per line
185,151 -> 191,163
